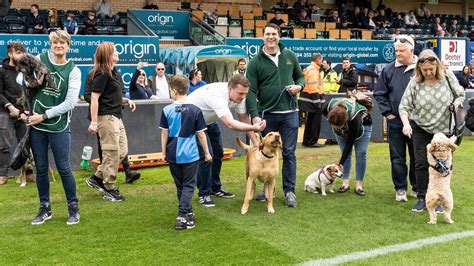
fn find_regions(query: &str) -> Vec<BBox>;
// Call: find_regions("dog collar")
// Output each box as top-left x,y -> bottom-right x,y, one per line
318,167 -> 335,185
260,150 -> 275,159
429,154 -> 452,177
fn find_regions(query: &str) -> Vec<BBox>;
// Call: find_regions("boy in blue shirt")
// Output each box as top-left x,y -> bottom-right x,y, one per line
160,75 -> 212,230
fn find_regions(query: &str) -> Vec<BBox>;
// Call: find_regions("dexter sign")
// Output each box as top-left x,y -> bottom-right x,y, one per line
440,39 -> 466,71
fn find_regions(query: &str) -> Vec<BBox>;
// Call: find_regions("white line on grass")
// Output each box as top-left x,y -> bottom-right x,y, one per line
300,230 -> 474,266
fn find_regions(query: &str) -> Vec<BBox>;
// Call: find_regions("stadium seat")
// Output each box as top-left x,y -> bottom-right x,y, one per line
7,8 -> 19,16
8,24 -> 25,34
5,15 -> 23,25
109,26 -> 125,35
96,25 -> 110,35
0,24 -> 9,33
67,10 -> 81,17
101,18 -> 117,26
118,12 -> 127,18
19,8 -> 30,17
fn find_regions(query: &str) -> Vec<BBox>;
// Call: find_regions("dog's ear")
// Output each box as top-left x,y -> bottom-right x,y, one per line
448,142 -> 458,152
259,138 -> 264,150
427,143 -> 434,154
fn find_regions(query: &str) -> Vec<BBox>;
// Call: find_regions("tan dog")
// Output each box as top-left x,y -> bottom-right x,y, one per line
304,164 -> 343,196
16,160 -> 56,187
236,132 -> 281,214
426,133 -> 457,224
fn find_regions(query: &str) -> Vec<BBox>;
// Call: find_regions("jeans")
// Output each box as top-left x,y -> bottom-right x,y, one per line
0,111 -> 27,176
261,112 -> 299,193
410,121 -> 434,199
169,162 -> 198,216
335,125 -> 372,181
30,127 -> 77,204
97,13 -> 119,23
197,123 -> 223,197
387,119 -> 416,192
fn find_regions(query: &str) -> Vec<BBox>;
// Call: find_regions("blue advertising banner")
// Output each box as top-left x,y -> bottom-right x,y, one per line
129,9 -> 190,39
225,38 -> 396,64
0,34 -> 160,92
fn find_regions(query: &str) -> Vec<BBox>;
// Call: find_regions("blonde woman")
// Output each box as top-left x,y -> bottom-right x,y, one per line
399,49 -> 464,212
86,42 -> 136,202
129,62 -> 154,99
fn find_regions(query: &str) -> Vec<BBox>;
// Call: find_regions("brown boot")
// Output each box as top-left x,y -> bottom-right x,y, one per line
0,176 -> 8,185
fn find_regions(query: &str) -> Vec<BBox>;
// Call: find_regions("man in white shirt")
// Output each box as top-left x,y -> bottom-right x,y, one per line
148,62 -> 170,100
187,75 -> 266,207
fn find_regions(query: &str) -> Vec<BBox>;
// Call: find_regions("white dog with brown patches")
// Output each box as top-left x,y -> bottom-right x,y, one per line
236,132 -> 281,214
304,164 -> 343,196
426,133 -> 457,224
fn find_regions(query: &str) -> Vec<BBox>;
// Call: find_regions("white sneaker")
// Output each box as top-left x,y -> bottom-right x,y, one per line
395,190 -> 408,202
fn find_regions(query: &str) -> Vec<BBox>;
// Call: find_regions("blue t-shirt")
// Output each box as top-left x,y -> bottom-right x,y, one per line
188,80 -> 207,95
159,102 -> 207,164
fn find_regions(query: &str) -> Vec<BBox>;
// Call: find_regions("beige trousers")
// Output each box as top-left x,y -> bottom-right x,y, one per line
95,115 -> 128,190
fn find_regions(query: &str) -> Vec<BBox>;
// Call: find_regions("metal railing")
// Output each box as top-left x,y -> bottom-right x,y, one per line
127,11 -> 157,36
189,14 -> 225,45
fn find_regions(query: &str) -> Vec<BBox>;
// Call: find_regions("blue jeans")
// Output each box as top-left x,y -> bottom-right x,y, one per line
335,125 -> 372,181
30,127 -> 77,204
197,123 -> 223,197
387,119 -> 416,192
261,112 -> 299,193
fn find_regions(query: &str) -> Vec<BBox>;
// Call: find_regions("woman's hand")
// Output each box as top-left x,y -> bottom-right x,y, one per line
128,99 -> 136,112
88,122 -> 98,133
402,124 -> 412,138
26,112 -> 45,125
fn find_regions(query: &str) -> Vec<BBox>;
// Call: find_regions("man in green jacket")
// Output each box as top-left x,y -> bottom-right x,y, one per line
245,23 -> 305,207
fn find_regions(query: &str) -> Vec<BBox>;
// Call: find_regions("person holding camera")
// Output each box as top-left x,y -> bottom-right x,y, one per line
129,62 -> 154,100
0,42 -> 27,185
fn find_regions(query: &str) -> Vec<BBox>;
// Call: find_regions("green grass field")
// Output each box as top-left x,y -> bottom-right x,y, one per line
1,138 -> 474,264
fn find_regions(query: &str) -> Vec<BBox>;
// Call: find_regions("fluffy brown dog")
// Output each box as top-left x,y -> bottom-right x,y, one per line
426,133 -> 457,224
236,132 -> 281,214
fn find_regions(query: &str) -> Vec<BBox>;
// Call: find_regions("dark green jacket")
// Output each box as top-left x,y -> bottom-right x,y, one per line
245,44 -> 305,118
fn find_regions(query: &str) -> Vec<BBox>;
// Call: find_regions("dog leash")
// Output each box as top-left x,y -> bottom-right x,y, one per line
258,86 -> 297,138
429,154 -> 452,177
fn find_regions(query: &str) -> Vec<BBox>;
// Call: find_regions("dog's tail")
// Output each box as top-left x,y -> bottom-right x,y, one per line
236,137 -> 251,150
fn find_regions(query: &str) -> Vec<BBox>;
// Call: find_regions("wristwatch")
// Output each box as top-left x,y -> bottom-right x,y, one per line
42,113 -> 48,120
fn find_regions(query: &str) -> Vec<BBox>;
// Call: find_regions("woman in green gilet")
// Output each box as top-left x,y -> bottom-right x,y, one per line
24,30 -> 81,225
322,97 -> 372,196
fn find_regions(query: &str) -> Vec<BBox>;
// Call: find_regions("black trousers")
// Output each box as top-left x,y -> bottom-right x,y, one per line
410,121 -> 434,199
169,162 -> 198,216
302,111 -> 322,146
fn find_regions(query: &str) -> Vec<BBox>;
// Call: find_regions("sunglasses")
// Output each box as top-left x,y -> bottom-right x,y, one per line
140,72 -> 146,76
394,37 -> 413,47
156,68 -> 164,71
418,56 -> 437,63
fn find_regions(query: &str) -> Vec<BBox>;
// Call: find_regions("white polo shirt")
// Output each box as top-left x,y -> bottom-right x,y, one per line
187,82 -> 247,125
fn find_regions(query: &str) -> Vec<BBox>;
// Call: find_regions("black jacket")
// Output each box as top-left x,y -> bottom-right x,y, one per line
338,66 -> 358,93
25,13 -> 47,29
0,58 -> 27,112
465,98 -> 474,132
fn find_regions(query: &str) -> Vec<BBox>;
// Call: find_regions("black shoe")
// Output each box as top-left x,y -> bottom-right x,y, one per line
186,212 -> 195,229
304,143 -> 324,148
86,175 -> 105,192
255,192 -> 267,201
355,188 -> 366,196
325,139 -> 338,145
338,185 -> 350,193
175,216 -> 188,230
125,171 -> 141,184
103,188 -> 125,202
67,202 -> 80,225
31,203 -> 52,225
411,198 -> 426,212
212,189 -> 235,198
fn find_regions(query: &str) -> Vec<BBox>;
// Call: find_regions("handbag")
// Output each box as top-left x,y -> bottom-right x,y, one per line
445,76 -> 464,146
10,126 -> 32,170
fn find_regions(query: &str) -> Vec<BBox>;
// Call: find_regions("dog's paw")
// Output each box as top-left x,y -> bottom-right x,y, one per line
329,189 -> 335,193
241,208 -> 248,215
427,220 -> 437,224
322,192 -> 327,196
267,207 -> 275,214
445,218 -> 454,224
20,183 -> 26,187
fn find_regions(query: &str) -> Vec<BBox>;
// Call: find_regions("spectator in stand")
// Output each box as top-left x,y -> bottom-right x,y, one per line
0,0 -> 12,19
366,10 -> 376,30
437,29 -> 446,37
232,58 -> 247,76
458,65 -> 469,89
430,17 -> 443,36
348,6 -> 363,28
404,10 -> 419,28
391,27 -> 401,40
416,3 -> 431,18
336,57 -> 358,93
148,62 -> 171,100
335,0 -> 348,16
82,11 -> 98,35
270,12 -> 288,27
129,62 -> 154,100
93,0 -> 119,23
64,13 -> 78,35
457,28 -> 466,37
391,13 -> 405,29
448,19 -> 460,35
327,10 -> 348,29
374,9 -> 390,29
297,9 -> 311,25
309,4 -> 320,15
469,66 -> 474,88
293,0 -> 309,15
188,68 -> 206,95
46,8 -> 64,33
143,0 -> 158,9
196,3 -> 203,11
26,4 -> 48,34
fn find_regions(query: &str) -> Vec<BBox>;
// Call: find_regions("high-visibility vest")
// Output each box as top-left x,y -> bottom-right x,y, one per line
303,62 -> 323,94
321,69 -> 340,93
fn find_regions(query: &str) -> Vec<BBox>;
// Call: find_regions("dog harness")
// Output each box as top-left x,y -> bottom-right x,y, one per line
429,154 -> 452,177
317,167 -> 335,185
